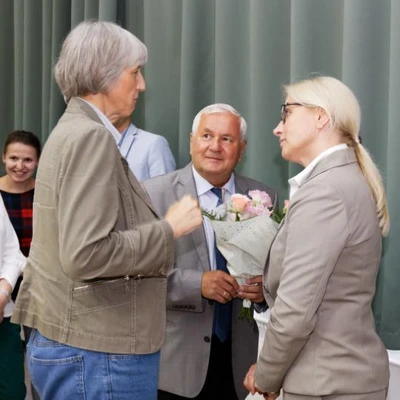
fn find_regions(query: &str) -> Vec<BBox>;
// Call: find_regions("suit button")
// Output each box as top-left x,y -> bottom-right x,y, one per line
208,300 -> 214,306
204,336 -> 211,343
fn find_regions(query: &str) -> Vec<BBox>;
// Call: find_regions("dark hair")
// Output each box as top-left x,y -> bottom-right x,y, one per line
3,130 -> 41,159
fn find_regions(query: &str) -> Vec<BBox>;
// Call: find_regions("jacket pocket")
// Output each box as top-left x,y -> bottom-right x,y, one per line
71,277 -> 131,315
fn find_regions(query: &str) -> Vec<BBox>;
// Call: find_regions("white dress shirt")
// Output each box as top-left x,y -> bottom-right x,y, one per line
79,98 -> 121,143
192,166 -> 235,270
289,144 -> 348,199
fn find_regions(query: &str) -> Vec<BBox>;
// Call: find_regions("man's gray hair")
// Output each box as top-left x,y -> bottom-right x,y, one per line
54,20 -> 148,102
191,103 -> 247,140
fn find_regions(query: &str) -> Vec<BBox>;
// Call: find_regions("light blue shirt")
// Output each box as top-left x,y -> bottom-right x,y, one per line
76,99 -> 176,181
192,166 -> 235,270
118,124 -> 176,181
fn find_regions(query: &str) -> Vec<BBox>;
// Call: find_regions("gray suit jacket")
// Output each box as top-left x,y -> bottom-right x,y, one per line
254,148 -> 389,396
144,163 -> 276,399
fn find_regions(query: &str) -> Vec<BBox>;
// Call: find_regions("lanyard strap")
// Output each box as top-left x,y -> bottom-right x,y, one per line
118,125 -> 137,160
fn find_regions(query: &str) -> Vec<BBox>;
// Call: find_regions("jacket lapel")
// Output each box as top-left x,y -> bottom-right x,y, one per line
300,148 -> 357,188
264,148 -> 357,302
234,174 -> 251,195
178,164 -> 211,272
122,158 -> 159,216
67,98 -> 158,216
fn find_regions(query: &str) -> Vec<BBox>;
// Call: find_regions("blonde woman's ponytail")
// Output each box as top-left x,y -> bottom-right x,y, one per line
353,143 -> 390,236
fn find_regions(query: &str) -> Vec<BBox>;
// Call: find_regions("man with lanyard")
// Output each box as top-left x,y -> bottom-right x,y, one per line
114,116 -> 176,181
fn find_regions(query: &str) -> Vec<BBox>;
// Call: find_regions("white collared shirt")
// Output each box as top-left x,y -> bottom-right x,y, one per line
79,98 -> 121,144
289,144 -> 348,199
192,166 -> 235,269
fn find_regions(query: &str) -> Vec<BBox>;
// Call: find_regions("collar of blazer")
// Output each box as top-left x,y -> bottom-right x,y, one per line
177,162 -> 250,194
300,147 -> 357,189
66,97 -> 104,124
65,97 -> 159,217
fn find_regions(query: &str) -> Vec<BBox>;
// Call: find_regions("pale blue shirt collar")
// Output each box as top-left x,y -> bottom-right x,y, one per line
118,123 -> 139,159
289,144 -> 348,199
78,98 -> 121,144
191,165 -> 235,199
120,123 -> 139,144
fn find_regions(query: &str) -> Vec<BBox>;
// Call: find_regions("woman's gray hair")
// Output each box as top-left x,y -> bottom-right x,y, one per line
191,103 -> 247,140
54,21 -> 148,102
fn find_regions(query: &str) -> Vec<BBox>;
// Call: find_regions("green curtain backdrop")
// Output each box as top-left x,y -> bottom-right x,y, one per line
0,0 -> 398,348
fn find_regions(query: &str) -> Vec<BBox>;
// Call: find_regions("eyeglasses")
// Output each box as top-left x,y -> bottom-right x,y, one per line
280,102 -> 302,124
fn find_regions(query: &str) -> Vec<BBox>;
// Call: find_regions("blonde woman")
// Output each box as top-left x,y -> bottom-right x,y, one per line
244,76 -> 389,400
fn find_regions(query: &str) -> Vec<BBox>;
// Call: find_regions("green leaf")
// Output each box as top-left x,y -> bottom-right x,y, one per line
238,306 -> 254,324
201,208 -> 224,221
270,206 -> 286,224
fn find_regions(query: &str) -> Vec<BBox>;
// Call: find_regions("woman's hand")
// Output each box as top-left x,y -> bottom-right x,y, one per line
0,279 -> 11,325
263,392 -> 280,400
237,275 -> 265,304
244,363 -> 261,395
244,364 -> 280,399
165,195 -> 202,238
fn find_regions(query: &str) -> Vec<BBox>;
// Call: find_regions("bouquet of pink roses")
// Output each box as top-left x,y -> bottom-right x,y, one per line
203,190 -> 286,321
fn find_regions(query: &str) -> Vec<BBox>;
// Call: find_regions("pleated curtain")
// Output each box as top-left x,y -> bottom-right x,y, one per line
0,0 -> 399,348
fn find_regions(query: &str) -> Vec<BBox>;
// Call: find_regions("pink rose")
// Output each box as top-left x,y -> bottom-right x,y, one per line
246,205 -> 272,218
248,190 -> 273,208
229,194 -> 250,213
283,199 -> 290,213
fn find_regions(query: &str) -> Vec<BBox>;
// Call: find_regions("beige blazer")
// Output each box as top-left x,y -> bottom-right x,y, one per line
12,98 -> 175,354
254,148 -> 389,396
144,163 -> 276,399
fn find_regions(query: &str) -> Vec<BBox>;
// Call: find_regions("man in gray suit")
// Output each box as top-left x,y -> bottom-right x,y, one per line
144,103 -> 276,400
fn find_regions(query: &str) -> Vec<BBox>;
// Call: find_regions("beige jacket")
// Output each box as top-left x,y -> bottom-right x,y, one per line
12,98 -> 175,354
255,148 -> 389,396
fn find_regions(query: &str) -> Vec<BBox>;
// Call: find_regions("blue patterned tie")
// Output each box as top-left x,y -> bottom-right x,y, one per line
210,187 -> 232,342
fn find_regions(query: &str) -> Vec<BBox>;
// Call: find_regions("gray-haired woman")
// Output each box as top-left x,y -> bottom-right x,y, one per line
12,20 -> 202,400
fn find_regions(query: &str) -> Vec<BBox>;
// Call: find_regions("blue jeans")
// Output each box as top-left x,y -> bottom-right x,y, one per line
27,329 -> 160,400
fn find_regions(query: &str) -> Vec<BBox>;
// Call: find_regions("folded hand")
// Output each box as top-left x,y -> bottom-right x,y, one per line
237,275 -> 264,304
243,363 -> 260,395
244,363 -> 279,400
201,270 -> 238,303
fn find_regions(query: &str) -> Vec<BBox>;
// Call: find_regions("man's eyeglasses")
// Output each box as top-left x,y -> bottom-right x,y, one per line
280,102 -> 302,124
